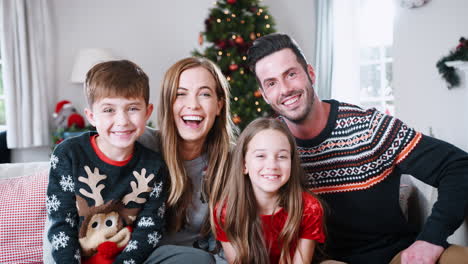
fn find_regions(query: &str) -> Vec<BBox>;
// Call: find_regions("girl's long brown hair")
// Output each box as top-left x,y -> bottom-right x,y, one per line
215,118 -> 320,264
158,57 -> 236,232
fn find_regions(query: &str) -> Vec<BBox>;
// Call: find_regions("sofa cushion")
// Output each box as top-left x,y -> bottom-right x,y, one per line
0,168 -> 49,263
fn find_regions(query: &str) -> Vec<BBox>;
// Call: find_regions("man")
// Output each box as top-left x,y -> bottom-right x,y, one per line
247,33 -> 468,264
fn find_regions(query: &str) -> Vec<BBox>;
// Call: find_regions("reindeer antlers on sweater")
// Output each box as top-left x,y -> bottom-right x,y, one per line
122,168 -> 155,205
78,166 -> 107,206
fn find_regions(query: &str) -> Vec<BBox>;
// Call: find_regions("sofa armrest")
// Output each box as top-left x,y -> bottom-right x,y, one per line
0,161 -> 50,180
401,174 -> 468,246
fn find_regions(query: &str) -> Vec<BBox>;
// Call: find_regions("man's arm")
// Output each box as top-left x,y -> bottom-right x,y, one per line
397,134 -> 468,247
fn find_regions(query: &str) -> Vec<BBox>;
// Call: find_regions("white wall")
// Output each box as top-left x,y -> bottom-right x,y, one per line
12,0 -> 315,162
393,0 -> 468,151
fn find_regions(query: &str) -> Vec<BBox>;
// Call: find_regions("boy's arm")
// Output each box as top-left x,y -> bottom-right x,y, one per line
114,165 -> 168,264
46,148 -> 81,263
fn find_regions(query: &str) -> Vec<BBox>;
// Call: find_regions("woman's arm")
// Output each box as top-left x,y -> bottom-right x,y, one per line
221,241 -> 237,264
292,238 -> 316,264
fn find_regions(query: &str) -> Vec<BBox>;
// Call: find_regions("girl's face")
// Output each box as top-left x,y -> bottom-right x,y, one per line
172,66 -> 223,147
244,129 -> 292,198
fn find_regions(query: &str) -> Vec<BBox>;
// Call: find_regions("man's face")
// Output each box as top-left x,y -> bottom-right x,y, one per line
255,48 -> 315,123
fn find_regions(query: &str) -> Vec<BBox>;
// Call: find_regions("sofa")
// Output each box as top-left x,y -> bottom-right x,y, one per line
0,162 -> 467,263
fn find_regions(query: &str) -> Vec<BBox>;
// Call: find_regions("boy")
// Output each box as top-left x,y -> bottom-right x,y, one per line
46,60 -> 167,263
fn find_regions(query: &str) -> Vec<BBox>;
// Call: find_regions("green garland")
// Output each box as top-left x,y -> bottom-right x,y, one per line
436,37 -> 468,89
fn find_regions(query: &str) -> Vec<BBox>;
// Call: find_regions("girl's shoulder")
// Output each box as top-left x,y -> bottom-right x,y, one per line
301,192 -> 323,216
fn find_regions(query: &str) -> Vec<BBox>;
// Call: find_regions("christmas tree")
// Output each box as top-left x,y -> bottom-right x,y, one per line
193,0 -> 276,129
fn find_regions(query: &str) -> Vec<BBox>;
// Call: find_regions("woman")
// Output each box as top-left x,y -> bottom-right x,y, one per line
140,57 -> 236,263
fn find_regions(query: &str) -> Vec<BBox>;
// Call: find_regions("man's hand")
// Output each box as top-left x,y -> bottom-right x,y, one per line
401,240 -> 444,264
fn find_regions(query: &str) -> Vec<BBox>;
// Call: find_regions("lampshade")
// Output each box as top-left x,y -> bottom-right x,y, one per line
70,48 -> 116,83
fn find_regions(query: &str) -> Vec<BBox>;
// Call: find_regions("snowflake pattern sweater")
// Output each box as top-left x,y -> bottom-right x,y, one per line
296,100 -> 468,263
46,132 -> 167,264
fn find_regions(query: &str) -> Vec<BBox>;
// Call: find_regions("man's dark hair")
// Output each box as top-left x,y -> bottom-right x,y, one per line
247,33 -> 309,77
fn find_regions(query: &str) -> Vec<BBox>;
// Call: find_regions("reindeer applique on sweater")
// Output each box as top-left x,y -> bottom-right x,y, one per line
77,166 -> 155,263
46,132 -> 167,264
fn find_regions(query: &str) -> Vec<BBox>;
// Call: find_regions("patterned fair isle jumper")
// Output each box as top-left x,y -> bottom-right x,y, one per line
46,132 -> 167,264
295,100 -> 468,263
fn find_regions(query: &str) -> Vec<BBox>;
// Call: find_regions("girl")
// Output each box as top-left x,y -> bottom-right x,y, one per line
214,118 -> 325,264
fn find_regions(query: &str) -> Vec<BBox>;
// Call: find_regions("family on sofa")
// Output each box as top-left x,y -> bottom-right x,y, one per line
4,33 -> 468,264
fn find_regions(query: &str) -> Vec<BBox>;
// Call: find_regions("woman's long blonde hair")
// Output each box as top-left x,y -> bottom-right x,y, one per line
216,118 -> 317,264
158,57 -> 236,232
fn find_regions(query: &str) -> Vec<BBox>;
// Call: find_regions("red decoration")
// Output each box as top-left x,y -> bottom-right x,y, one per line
233,115 -> 241,124
227,0 -> 237,4
216,40 -> 227,49
53,100 -> 86,129
229,64 -> 239,71
234,36 -> 244,45
254,90 -> 262,98
68,113 -> 85,129
198,32 -> 204,46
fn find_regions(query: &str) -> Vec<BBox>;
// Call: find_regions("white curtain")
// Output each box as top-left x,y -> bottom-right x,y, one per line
0,0 -> 53,148
314,0 -> 333,100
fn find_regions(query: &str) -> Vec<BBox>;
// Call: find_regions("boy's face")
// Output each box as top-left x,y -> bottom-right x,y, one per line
85,96 -> 153,158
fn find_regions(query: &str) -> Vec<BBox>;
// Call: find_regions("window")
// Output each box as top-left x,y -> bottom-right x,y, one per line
332,0 -> 395,115
358,0 -> 395,115
0,51 -> 5,131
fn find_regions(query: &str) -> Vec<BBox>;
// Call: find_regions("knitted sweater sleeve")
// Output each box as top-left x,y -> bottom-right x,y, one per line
396,133 -> 468,248
46,145 -> 81,263
114,163 -> 168,264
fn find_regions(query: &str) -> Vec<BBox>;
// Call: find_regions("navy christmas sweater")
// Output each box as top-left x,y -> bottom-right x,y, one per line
46,132 -> 167,264
295,100 -> 468,263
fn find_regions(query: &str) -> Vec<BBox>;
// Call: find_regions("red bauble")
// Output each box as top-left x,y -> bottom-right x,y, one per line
233,115 -> 241,124
216,40 -> 227,49
235,36 -> 244,45
229,64 -> 239,71
254,90 -> 262,98
227,0 -> 236,4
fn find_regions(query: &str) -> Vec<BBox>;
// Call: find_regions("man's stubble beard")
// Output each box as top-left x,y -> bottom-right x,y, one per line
281,78 -> 315,125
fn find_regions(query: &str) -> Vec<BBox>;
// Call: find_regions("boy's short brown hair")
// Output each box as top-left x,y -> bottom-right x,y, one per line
84,60 -> 149,107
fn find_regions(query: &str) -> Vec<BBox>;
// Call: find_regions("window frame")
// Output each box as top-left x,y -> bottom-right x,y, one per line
359,44 -> 395,115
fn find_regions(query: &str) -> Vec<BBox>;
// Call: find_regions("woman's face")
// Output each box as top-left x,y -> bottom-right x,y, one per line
172,66 -> 223,147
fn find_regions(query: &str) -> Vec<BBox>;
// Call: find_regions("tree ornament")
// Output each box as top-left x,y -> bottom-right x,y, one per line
216,40 -> 227,49
233,115 -> 241,124
235,36 -> 244,45
227,0 -> 237,4
198,32 -> 204,46
254,90 -> 262,98
250,32 -> 256,40
229,63 -> 239,71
